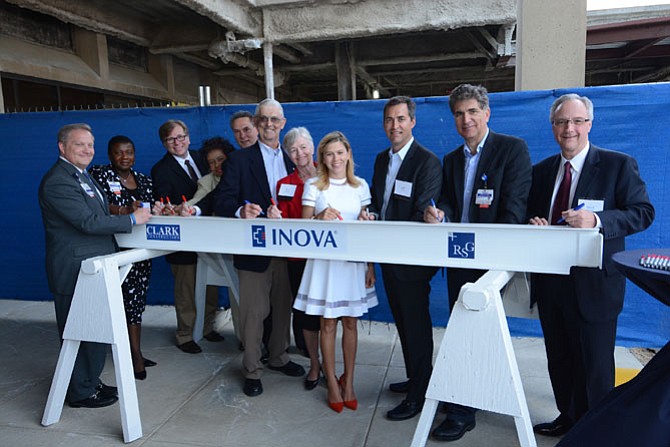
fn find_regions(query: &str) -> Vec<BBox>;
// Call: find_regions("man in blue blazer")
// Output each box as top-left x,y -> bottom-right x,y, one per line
528,94 -> 654,437
424,84 -> 532,442
215,99 -> 304,397
366,96 -> 442,422
151,119 -> 223,354
39,123 -> 151,408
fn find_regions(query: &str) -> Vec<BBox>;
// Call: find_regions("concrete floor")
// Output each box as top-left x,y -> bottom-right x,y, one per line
0,299 -> 642,447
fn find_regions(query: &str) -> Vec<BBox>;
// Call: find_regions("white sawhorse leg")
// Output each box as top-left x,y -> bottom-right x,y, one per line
411,270 -> 536,447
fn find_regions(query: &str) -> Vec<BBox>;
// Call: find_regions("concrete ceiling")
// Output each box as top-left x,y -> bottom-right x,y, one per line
4,0 -> 670,102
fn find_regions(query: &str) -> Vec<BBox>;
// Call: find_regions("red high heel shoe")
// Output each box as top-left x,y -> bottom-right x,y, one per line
328,400 -> 344,413
339,375 -> 358,411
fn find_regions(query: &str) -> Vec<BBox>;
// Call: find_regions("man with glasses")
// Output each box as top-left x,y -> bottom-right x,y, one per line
424,84 -> 532,442
215,99 -> 304,397
151,119 -> 224,354
230,110 -> 259,149
528,94 -> 654,437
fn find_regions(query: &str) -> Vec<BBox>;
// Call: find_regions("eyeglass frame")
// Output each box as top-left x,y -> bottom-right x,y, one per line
164,134 -> 189,145
256,115 -> 285,125
552,118 -> 590,127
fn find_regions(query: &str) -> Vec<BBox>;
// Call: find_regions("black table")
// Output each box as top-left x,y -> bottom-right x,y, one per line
557,248 -> 670,447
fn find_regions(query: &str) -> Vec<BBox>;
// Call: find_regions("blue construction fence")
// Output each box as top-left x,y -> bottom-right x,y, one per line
2,82 -> 668,347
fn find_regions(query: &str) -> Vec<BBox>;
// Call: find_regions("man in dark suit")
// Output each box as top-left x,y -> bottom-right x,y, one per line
364,96 -> 441,421
151,119 -> 223,354
424,84 -> 532,441
528,93 -> 654,437
38,123 -> 151,408
215,99 -> 304,397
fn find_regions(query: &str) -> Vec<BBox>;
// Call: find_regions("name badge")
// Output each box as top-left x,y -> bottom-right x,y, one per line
278,183 -> 297,199
578,198 -> 604,212
394,180 -> 413,198
108,181 -> 122,195
475,189 -> 494,208
80,182 -> 96,198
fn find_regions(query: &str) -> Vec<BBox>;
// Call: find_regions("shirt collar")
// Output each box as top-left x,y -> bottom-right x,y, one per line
463,129 -> 490,157
259,140 -> 282,155
561,142 -> 590,173
388,136 -> 414,161
60,156 -> 85,174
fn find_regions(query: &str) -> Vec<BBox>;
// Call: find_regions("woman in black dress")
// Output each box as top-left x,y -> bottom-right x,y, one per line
89,135 -> 155,380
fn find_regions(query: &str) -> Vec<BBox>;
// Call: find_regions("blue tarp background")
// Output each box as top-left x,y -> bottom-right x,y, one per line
2,83 -> 668,347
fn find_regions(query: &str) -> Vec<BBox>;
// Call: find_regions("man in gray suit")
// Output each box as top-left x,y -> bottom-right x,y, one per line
38,123 -> 151,408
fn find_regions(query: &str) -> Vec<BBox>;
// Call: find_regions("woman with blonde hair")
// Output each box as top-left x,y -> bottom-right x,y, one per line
294,131 -> 377,412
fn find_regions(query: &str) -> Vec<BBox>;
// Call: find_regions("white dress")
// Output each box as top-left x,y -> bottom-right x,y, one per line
294,176 -> 378,318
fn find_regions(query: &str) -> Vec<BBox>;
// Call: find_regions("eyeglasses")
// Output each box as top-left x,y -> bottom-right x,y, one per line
164,134 -> 188,144
257,115 -> 284,125
552,118 -> 590,127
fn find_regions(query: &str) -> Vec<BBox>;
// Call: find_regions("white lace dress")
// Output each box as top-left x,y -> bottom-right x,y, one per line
293,176 -> 378,318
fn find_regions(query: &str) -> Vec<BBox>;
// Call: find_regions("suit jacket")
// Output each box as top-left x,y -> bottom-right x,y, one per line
438,130 -> 532,224
213,141 -> 295,272
38,158 -> 132,296
151,150 -> 209,264
369,139 -> 442,281
528,144 -> 655,322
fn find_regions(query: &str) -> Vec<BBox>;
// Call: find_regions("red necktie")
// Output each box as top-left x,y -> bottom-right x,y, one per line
551,161 -> 572,225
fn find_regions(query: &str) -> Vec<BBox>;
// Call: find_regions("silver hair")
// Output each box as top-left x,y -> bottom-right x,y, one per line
57,123 -> 92,144
550,94 -> 594,122
283,127 -> 314,149
254,98 -> 284,117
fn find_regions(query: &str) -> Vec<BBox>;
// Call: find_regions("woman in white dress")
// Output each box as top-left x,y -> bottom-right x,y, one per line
294,131 -> 377,413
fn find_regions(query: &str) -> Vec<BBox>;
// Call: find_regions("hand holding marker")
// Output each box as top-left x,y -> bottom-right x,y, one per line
557,202 -> 585,224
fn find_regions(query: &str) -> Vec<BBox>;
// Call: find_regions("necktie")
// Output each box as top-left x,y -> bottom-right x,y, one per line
184,159 -> 198,182
83,170 -> 105,205
551,161 -> 572,225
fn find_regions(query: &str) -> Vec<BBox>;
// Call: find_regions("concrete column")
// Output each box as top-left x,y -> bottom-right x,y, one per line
335,42 -> 356,101
264,42 -> 275,100
515,0 -> 586,90
148,54 -> 175,99
73,28 -> 109,79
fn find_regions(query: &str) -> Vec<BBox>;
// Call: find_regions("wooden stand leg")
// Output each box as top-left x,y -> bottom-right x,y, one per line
41,339 -> 80,426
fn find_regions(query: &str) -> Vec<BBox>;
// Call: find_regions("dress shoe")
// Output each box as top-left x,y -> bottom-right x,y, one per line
69,391 -> 118,408
328,400 -> 344,413
268,360 -> 305,377
96,383 -> 118,398
344,399 -> 358,411
304,376 -> 320,390
143,358 -> 157,367
134,370 -> 147,380
533,416 -> 573,437
431,418 -> 476,442
204,331 -> 225,342
389,380 -> 410,393
243,378 -> 263,397
177,340 -> 202,354
387,400 -> 423,421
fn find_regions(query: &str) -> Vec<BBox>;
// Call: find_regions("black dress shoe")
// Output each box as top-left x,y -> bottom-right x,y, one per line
69,391 -> 118,408
96,383 -> 118,398
304,376 -> 320,391
268,360 -> 305,377
143,358 -> 157,367
204,331 -> 225,342
177,341 -> 202,354
389,380 -> 410,393
533,416 -> 573,437
243,378 -> 263,397
431,418 -> 476,442
386,400 -> 423,421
